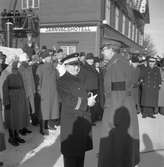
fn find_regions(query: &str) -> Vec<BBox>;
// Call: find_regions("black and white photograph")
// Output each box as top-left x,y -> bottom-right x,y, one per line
0,0 -> 164,167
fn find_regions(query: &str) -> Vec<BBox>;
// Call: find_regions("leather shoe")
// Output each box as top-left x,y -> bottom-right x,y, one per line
19,129 -> 27,136
15,136 -> 26,143
23,128 -> 32,134
8,137 -> 19,146
0,161 -> 3,166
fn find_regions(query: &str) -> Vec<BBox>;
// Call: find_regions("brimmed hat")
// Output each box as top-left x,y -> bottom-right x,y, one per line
131,55 -> 139,63
148,57 -> 156,62
86,53 -> 94,60
101,40 -> 127,50
79,52 -> 86,57
61,53 -> 79,65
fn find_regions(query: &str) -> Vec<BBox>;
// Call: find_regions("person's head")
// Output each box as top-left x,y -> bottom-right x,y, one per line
94,57 -> 101,68
101,44 -> 118,63
0,52 -> 6,64
43,55 -> 52,63
79,52 -> 86,63
62,53 -> 80,76
85,53 -> 94,66
56,48 -> 64,61
11,60 -> 19,71
130,55 -> 139,68
148,57 -> 156,68
27,32 -> 33,41
41,45 -> 47,52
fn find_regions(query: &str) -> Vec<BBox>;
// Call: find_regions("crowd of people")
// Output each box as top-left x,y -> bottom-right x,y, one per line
0,40 -> 164,167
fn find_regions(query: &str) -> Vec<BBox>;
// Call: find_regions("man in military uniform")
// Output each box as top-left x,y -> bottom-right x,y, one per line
98,42 -> 139,167
139,57 -> 161,118
57,53 -> 96,167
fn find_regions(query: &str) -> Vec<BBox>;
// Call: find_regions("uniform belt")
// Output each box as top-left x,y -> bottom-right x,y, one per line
111,81 -> 126,91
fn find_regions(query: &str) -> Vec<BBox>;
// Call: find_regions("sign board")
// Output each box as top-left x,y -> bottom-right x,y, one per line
132,0 -> 147,14
40,26 -> 97,33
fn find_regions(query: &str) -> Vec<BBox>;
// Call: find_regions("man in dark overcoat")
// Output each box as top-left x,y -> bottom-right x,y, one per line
98,42 -> 140,167
57,53 -> 96,167
139,57 -> 161,118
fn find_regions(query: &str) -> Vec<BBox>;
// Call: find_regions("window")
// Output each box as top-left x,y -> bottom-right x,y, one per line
128,20 -> 132,39
132,24 -> 135,41
22,0 -> 39,9
115,7 -> 119,31
60,45 -> 77,55
105,0 -> 111,25
122,14 -> 126,35
139,31 -> 144,46
135,28 -> 138,43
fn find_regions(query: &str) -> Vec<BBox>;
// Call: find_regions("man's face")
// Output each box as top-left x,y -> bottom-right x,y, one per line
65,64 -> 80,76
57,52 -> 64,61
86,59 -> 94,66
79,56 -> 85,62
102,47 -> 114,63
149,61 -> 156,68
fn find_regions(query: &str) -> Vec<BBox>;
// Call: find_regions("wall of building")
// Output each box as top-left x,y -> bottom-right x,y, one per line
39,0 -> 102,24
40,31 -> 97,55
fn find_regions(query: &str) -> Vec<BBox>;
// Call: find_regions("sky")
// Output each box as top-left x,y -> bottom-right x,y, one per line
145,0 -> 164,56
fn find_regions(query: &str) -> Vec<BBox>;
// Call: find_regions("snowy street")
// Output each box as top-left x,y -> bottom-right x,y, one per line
1,113 -> 164,167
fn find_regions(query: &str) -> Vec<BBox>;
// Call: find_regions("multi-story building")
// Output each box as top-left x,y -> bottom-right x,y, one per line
0,0 -> 150,56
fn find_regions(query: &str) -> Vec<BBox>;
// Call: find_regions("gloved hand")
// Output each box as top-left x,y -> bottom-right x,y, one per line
56,63 -> 66,77
88,93 -> 97,107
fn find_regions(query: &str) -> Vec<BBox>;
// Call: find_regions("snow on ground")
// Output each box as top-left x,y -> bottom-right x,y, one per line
1,113 -> 164,167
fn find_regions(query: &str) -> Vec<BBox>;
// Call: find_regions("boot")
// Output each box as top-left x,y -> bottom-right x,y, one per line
40,120 -> 49,135
8,129 -> 19,146
40,120 -> 44,135
45,120 -> 49,129
14,130 -> 26,143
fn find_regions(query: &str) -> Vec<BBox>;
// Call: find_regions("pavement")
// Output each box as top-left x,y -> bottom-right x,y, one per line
1,113 -> 164,167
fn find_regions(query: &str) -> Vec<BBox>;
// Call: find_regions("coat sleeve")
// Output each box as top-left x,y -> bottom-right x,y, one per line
2,77 -> 10,106
36,66 -> 42,92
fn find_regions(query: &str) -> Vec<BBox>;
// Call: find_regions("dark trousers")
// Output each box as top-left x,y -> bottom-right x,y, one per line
63,155 -> 85,167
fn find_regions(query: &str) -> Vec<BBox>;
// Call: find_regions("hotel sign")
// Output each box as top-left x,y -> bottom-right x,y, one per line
40,26 -> 97,33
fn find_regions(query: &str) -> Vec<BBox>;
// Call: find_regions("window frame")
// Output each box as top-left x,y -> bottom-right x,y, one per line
105,0 -> 111,25
115,6 -> 119,31
22,0 -> 40,9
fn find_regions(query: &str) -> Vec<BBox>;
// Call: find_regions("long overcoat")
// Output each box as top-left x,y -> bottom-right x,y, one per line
158,69 -> 164,106
130,65 -> 140,112
57,72 -> 93,156
37,63 -> 59,120
98,54 -> 140,167
2,72 -> 29,130
19,64 -> 36,114
139,66 -> 161,107
0,99 -> 5,152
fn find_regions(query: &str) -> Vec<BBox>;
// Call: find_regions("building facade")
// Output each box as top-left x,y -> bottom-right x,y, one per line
0,0 -> 150,56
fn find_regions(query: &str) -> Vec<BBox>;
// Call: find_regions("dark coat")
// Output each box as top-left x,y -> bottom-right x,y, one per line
3,72 -> 30,130
98,54 -> 139,167
57,72 -> 93,156
78,63 -> 98,91
139,66 -> 161,107
84,63 -> 98,91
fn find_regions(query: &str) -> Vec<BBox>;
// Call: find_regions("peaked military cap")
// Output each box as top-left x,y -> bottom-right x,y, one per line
61,52 -> 80,65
